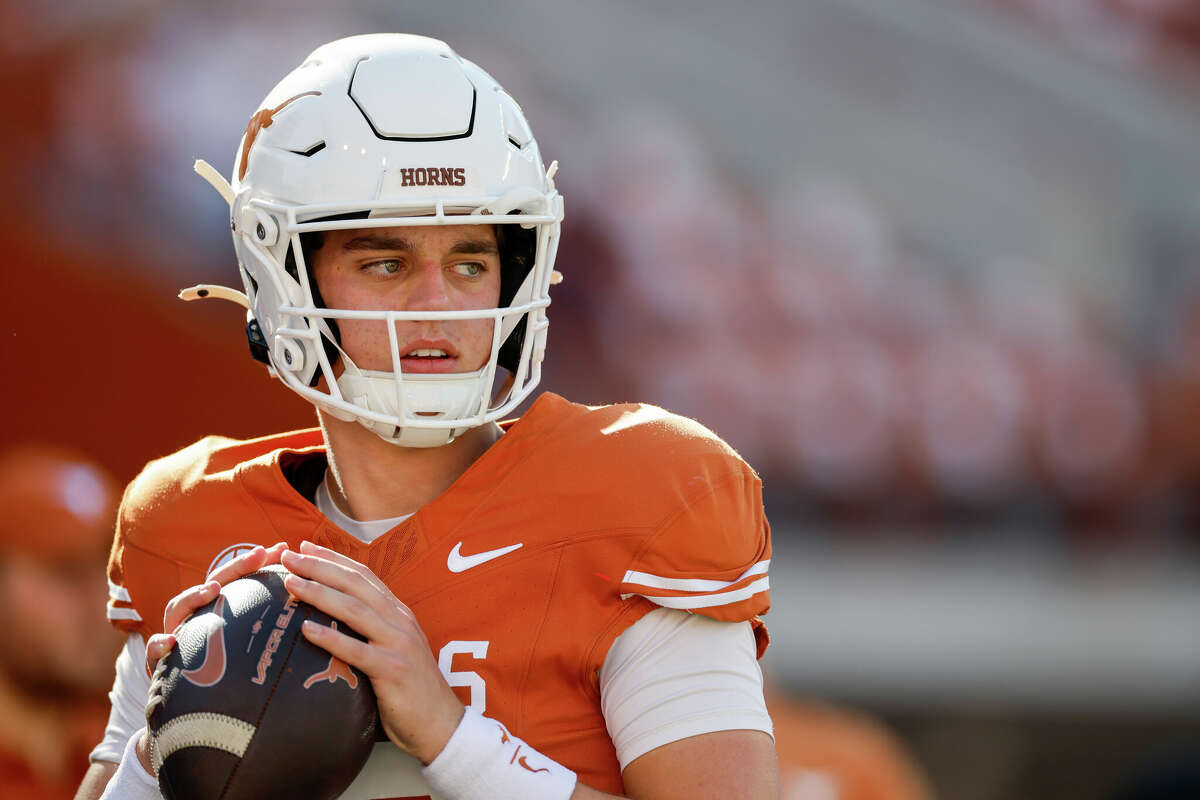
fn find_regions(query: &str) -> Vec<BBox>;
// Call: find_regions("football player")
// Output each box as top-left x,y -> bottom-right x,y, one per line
77,34 -> 778,800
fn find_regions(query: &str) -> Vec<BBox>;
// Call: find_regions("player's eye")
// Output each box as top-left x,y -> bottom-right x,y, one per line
453,262 -> 484,278
364,259 -> 402,275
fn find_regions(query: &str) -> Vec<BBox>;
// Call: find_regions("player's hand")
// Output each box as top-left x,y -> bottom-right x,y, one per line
279,541 -> 465,765
144,542 -> 291,672
135,542 -> 290,774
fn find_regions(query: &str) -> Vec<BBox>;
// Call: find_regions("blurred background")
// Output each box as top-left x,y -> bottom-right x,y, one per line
2,0 -> 1199,797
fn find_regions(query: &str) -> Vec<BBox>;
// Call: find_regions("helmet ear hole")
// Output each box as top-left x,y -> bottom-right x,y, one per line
496,224 -> 536,306
495,223 -> 537,373
497,323 -> 524,374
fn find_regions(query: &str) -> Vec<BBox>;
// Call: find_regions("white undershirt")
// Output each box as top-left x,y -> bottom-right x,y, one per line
91,471 -> 772,789
315,475 -> 413,543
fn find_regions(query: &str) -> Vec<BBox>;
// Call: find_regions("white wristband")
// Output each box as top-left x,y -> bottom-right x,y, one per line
421,709 -> 577,800
99,727 -> 162,800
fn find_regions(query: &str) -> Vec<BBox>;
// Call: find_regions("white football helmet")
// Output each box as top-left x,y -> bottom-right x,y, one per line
190,34 -> 563,447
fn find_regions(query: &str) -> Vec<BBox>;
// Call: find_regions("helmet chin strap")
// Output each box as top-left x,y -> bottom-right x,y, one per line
329,350 -> 492,448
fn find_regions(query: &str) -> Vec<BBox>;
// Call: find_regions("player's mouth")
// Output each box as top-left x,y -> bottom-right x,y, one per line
398,340 -> 461,373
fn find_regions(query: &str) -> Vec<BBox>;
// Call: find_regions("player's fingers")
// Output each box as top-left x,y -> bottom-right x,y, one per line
261,540 -> 290,564
280,549 -> 404,620
283,572 -> 412,644
296,540 -> 388,593
162,579 -> 221,632
207,542 -> 287,586
206,545 -> 266,585
144,633 -> 177,675
281,548 -> 366,592
282,571 -> 387,637
299,617 -> 399,680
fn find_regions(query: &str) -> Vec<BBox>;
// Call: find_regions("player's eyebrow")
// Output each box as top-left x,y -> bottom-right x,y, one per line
341,234 -> 414,252
447,239 -> 499,257
340,234 -> 499,256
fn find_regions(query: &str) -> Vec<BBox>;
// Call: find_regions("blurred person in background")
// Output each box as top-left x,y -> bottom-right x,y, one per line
904,332 -> 1030,511
784,334 -> 901,510
768,687 -> 932,800
1033,338 -> 1147,530
761,179 -> 906,516
0,445 -> 121,799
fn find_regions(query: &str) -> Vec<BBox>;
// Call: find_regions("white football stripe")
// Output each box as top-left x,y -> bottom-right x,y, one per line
621,559 -> 770,593
107,606 -> 143,622
623,576 -> 770,610
108,579 -> 132,603
151,712 -> 256,774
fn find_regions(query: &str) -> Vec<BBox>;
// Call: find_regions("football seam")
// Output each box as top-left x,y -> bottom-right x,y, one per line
151,712 -> 256,773
217,604 -> 309,799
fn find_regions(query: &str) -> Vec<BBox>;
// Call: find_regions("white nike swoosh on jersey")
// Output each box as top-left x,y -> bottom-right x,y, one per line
447,541 -> 524,573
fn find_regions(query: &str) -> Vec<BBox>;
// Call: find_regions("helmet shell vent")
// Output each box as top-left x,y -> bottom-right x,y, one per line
349,52 -> 475,139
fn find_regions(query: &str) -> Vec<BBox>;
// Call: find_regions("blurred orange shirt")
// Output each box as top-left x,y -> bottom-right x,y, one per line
771,693 -> 933,800
0,705 -> 106,800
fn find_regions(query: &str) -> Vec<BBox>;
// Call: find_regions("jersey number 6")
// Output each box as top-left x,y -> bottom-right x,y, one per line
437,640 -> 489,712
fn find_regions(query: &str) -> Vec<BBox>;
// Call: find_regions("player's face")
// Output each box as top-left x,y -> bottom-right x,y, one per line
310,224 -> 503,374
0,553 -> 121,696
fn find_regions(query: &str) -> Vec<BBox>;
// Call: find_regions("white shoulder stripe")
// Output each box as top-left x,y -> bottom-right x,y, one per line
108,579 -> 132,603
621,559 -> 770,593
623,576 -> 770,610
107,607 -> 144,622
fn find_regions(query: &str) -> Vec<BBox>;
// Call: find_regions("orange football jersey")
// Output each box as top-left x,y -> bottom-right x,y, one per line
106,392 -> 771,796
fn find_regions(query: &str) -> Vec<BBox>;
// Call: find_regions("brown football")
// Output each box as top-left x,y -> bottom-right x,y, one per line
147,565 -> 378,800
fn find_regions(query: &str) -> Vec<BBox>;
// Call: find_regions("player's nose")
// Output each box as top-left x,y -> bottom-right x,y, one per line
404,261 -> 452,311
